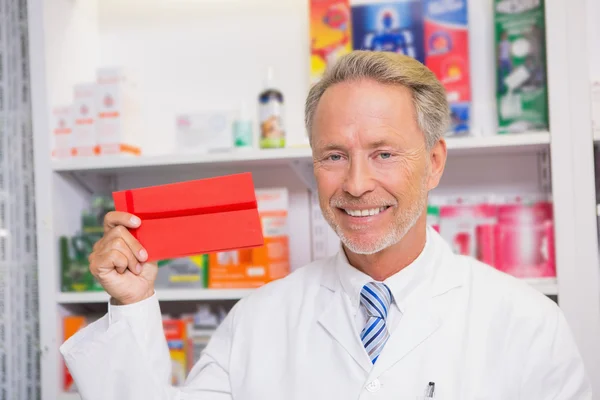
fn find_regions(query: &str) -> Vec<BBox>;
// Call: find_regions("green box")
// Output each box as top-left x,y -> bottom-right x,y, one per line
60,235 -> 104,292
156,254 -> 209,288
495,0 -> 548,133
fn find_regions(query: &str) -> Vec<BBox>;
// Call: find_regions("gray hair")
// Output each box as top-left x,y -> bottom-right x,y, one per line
305,50 -> 450,149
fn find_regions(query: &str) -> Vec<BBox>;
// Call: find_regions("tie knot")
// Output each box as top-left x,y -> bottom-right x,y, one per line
360,282 -> 393,320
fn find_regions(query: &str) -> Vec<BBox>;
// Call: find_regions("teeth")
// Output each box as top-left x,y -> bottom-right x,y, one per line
344,207 -> 387,217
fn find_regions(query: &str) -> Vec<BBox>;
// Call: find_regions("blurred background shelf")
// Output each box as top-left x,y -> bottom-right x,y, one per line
524,278 -> 559,296
57,288 -> 254,304
51,131 -> 550,174
58,394 -> 80,400
56,278 -> 557,304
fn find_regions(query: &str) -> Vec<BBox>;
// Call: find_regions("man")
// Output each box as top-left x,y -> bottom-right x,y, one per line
62,51 -> 591,399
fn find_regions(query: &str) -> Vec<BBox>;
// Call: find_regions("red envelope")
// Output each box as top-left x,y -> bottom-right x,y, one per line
112,172 -> 264,262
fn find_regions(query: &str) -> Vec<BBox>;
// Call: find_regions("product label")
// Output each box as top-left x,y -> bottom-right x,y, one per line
259,99 -> 285,148
309,0 -> 353,85
351,1 -> 425,63
495,0 -> 548,133
424,0 -> 471,135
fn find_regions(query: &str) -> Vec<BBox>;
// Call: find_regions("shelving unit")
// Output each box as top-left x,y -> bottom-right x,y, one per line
57,288 -> 254,304
51,131 -> 551,174
26,0 -> 600,398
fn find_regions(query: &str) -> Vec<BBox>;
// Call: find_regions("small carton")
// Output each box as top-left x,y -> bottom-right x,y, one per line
309,0 -> 353,85
208,188 -> 290,288
424,0 -> 471,135
96,68 -> 141,156
63,316 -> 87,392
51,106 -> 73,158
72,83 -> 98,157
175,112 -> 234,153
492,197 -> 555,278
163,319 -> 189,387
155,254 -> 209,289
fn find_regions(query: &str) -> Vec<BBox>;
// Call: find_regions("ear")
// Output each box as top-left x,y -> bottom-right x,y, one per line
427,138 -> 447,191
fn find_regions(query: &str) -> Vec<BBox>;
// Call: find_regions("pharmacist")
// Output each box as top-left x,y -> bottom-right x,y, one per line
61,51 -> 591,400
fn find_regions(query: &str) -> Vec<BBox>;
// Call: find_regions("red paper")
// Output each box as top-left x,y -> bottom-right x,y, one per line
113,172 -> 264,262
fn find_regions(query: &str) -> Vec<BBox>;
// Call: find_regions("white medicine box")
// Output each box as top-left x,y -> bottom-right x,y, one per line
51,106 -> 73,159
175,111 -> 234,153
95,68 -> 141,156
72,83 -> 97,157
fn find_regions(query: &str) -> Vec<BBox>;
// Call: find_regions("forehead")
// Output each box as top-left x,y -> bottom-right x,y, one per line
311,79 -> 423,148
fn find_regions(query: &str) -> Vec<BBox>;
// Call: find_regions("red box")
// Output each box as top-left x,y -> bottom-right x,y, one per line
113,173 -> 264,262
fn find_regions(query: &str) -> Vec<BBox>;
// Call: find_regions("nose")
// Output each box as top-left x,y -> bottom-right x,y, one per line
342,156 -> 376,198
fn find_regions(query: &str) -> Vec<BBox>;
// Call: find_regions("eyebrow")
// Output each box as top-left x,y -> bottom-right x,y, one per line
316,140 -> 394,152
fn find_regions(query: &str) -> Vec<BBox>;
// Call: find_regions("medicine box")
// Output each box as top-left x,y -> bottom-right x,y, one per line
51,106 -> 73,158
309,0 -> 352,85
72,83 -> 98,157
208,188 -> 290,289
175,112 -> 234,153
155,254 -> 209,289
96,68 -> 141,156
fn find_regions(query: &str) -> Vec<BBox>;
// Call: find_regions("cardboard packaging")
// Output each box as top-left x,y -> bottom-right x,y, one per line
60,235 -> 104,292
494,0 -> 548,133
208,188 -> 290,289
163,319 -> 189,386
175,112 -> 234,153
51,106 -> 73,158
439,197 -> 497,258
113,173 -> 264,262
491,198 -> 555,278
424,0 -> 471,135
351,0 -> 425,63
309,0 -> 352,85
95,68 -> 141,156
63,316 -> 87,392
155,254 -> 209,289
72,83 -> 98,157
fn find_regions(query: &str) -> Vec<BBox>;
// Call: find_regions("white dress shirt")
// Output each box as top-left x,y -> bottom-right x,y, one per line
335,230 -> 434,335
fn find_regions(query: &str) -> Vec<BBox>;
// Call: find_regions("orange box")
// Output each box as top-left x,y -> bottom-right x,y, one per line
63,316 -> 87,392
208,188 -> 290,288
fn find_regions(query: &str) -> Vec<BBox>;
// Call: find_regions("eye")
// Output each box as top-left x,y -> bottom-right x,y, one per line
379,152 -> 392,160
328,154 -> 342,161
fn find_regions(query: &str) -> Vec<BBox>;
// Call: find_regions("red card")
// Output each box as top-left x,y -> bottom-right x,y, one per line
112,172 -> 264,262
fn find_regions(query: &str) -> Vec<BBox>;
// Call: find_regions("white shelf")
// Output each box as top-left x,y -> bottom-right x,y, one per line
57,277 -> 558,304
523,278 -> 559,296
51,132 -> 550,174
57,288 -> 254,304
58,394 -> 80,400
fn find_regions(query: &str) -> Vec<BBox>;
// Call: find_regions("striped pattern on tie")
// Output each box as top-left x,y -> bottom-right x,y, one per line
360,282 -> 393,364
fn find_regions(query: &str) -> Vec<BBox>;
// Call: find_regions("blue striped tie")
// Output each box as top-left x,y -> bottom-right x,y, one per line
360,282 -> 393,364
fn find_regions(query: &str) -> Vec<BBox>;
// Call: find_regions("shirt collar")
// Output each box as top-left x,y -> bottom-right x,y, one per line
335,227 -> 436,314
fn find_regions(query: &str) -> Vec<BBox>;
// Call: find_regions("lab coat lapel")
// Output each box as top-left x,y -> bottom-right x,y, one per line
370,232 -> 464,377
318,261 -> 373,373
370,290 -> 441,377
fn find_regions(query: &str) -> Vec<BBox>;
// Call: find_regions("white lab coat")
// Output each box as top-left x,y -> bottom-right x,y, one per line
61,229 -> 591,400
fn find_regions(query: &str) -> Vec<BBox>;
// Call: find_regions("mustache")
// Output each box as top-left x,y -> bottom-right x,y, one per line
329,197 -> 397,208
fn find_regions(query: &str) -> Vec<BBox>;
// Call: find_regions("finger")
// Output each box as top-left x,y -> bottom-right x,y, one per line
103,211 -> 141,233
106,249 -> 130,275
90,248 -> 129,276
104,225 -> 148,265
107,237 -> 143,275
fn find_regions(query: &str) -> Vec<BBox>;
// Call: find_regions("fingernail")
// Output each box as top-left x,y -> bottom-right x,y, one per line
139,249 -> 148,260
136,263 -> 142,274
130,216 -> 141,226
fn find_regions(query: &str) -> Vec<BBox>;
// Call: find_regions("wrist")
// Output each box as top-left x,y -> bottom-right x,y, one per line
111,289 -> 155,306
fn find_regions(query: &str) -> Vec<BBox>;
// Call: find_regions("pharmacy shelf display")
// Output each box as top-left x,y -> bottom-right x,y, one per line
27,0 -> 600,398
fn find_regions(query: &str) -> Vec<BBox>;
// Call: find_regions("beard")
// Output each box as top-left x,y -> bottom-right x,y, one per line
320,176 -> 429,255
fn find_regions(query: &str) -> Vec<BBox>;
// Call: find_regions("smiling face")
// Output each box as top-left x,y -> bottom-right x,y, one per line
312,79 -> 439,255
